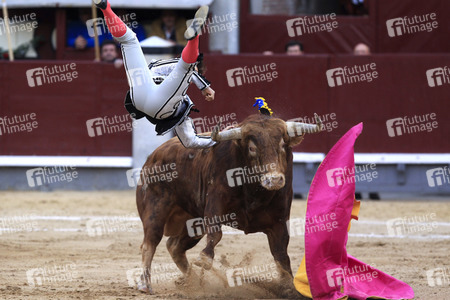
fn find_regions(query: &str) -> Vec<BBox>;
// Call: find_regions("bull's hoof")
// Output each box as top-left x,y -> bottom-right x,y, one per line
137,282 -> 154,294
174,275 -> 187,286
175,270 -> 201,287
280,286 -> 301,299
193,252 -> 213,270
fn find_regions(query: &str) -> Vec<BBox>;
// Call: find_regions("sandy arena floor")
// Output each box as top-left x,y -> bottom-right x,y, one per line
0,191 -> 449,299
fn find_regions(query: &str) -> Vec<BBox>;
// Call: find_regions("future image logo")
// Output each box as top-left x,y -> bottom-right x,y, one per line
226,263 -> 278,287
286,13 -> 338,37
226,63 -> 278,87
326,63 -> 378,87
192,113 -> 238,134
386,13 -> 438,37
126,263 -> 180,288
128,67 -> 151,87
426,67 -> 450,87
26,64 -> 79,87
26,263 -> 78,288
0,113 -> 38,136
426,267 -> 449,287
286,218 -> 305,237
0,13 -> 38,36
287,113 -> 338,133
426,167 -> 450,187
86,214 -> 138,237
86,114 -> 135,137
386,213 -> 437,236
326,268 -> 344,287
185,213 -> 238,237
0,214 -> 38,235
86,18 -> 108,36
26,68 -> 45,87
386,113 -> 438,137
226,164 -> 277,187
126,164 -> 178,188
25,166 -> 78,187
186,217 -> 205,237
326,265 -> 378,288
186,13 -> 238,37
86,13 -> 138,37
326,164 -> 378,187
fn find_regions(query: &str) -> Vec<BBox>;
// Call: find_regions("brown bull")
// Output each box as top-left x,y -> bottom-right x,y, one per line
136,113 -> 322,294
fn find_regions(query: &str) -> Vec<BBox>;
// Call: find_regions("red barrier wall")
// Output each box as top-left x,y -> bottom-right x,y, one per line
0,54 -> 449,156
0,61 -> 130,156
192,54 -> 450,154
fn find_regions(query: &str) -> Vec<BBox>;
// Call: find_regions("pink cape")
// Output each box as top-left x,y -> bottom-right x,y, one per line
304,123 -> 414,300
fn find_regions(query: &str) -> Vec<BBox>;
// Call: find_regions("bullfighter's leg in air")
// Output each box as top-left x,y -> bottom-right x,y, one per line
94,0 -> 208,119
94,0 -> 215,148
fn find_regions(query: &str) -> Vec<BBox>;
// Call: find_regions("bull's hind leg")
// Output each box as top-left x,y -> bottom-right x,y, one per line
164,207 -> 203,274
166,231 -> 203,274
139,216 -> 166,294
138,195 -> 175,294
139,232 -> 158,294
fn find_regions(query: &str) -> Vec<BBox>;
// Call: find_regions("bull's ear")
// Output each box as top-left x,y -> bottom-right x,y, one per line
288,135 -> 305,147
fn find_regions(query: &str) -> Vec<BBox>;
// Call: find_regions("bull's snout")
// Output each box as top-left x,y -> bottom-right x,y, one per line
261,172 -> 285,190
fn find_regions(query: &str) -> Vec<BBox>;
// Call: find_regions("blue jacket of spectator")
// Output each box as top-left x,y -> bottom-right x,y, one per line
67,21 -> 147,48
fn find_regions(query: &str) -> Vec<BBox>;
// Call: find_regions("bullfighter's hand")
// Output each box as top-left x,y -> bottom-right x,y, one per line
202,87 -> 215,101
223,125 -> 235,131
114,58 -> 124,69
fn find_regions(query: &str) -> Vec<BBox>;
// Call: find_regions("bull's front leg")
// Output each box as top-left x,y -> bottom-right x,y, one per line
266,220 -> 292,277
194,217 -> 223,270
266,220 -> 301,298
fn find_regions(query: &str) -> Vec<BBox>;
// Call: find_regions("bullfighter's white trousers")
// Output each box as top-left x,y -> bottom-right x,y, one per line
117,28 -> 195,120
116,28 -> 216,148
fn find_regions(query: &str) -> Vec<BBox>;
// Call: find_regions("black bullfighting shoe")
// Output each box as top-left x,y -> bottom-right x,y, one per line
93,0 -> 107,10
184,5 -> 209,40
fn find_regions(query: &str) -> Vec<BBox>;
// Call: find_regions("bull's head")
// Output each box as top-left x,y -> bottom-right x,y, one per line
212,114 -> 322,191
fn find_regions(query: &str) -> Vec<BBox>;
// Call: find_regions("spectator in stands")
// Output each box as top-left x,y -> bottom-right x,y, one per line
353,43 -> 371,55
145,10 -> 188,46
67,8 -> 108,50
340,0 -> 369,15
285,40 -> 304,55
100,40 -> 123,68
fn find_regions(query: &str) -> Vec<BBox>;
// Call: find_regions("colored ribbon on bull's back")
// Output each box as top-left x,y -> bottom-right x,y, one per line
293,123 -> 414,300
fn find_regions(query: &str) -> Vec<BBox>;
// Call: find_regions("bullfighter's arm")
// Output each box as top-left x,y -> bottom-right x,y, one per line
174,117 -> 217,148
192,72 -> 215,101
191,72 -> 210,90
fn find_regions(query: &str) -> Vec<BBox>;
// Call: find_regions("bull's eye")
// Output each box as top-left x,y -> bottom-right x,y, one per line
248,141 -> 257,156
279,139 -> 286,152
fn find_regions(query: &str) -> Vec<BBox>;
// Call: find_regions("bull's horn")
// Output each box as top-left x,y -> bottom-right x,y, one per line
211,127 -> 242,141
286,113 -> 323,137
211,117 -> 242,141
